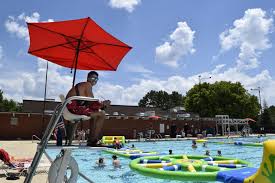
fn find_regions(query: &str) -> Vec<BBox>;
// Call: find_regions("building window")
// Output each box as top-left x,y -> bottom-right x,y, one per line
10,117 -> 18,126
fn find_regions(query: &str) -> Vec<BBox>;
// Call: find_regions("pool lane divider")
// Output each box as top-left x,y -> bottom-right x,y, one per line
207,140 -> 263,147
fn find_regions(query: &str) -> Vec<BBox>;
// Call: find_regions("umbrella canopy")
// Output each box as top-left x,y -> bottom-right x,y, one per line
27,17 -> 132,85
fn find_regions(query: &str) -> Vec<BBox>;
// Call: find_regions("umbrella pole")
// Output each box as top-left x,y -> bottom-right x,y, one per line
42,61 -> 49,137
72,40 -> 81,87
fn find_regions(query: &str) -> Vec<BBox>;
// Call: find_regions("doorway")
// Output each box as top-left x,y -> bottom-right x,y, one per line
170,124 -> 177,138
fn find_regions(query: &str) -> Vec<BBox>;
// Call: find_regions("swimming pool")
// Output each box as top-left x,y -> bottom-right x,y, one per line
46,136 -> 275,183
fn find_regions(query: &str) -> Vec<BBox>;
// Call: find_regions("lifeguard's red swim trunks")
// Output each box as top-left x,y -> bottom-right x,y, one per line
66,100 -> 102,116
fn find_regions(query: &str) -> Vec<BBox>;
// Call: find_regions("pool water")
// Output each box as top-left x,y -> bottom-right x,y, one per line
46,136 -> 275,183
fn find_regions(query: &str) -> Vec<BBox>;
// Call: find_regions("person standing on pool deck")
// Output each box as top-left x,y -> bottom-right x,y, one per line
66,71 -> 111,146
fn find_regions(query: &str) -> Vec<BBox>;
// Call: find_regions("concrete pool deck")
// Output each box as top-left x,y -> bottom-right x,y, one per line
0,140 -> 49,183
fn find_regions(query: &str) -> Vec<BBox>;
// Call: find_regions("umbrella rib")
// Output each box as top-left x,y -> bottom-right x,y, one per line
29,41 -> 78,53
78,40 -> 116,70
95,42 -> 132,49
71,18 -> 90,69
84,47 -> 116,70
79,42 -> 132,51
28,23 -> 79,41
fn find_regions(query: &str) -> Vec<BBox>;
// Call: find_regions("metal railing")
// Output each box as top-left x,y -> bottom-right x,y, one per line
31,135 -> 41,143
24,96 -> 99,183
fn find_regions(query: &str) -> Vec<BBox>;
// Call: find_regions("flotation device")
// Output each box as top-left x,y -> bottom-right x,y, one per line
48,155 -> 78,183
101,136 -> 125,145
130,154 -> 251,182
103,148 -> 161,159
196,139 -> 208,143
208,141 -> 263,147
244,140 -> 275,183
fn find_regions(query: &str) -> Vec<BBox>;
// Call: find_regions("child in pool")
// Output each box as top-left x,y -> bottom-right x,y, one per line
112,155 -> 120,167
96,157 -> 105,167
192,140 -> 197,149
205,150 -> 210,156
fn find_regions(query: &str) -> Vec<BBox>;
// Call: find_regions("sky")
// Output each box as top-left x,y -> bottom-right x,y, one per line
0,0 -> 275,106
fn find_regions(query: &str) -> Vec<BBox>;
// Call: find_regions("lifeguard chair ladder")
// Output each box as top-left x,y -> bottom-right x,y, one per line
24,96 -> 98,183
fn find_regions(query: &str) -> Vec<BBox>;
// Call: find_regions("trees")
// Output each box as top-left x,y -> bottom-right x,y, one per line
184,81 -> 260,118
138,90 -> 185,110
0,90 -> 22,112
268,105 -> 275,124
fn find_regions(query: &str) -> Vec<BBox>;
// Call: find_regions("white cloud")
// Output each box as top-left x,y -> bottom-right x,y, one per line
125,64 -> 153,74
0,46 -> 3,68
219,8 -> 273,70
211,64 -> 226,74
93,65 -> 275,106
108,0 -> 141,12
0,46 -> 3,60
5,12 -> 41,41
0,58 -> 72,102
1,59 -> 275,106
155,21 -> 195,67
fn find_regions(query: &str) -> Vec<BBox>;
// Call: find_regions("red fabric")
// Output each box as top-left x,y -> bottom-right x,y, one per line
27,17 -> 132,71
0,149 -> 11,164
66,100 -> 103,116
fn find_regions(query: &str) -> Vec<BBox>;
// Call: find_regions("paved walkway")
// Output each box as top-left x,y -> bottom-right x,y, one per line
0,140 -> 49,183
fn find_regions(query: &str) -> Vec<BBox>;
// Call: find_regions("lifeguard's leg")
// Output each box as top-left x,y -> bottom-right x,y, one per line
87,111 -> 106,146
68,122 -> 78,146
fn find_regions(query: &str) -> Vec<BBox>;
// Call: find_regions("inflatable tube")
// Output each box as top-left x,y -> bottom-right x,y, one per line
140,162 -> 173,168
140,159 -> 170,164
130,154 -> 251,182
196,139 -> 208,143
103,148 -> 159,159
101,136 -> 125,145
244,140 -> 275,183
208,141 -> 263,147
48,156 -> 79,183
216,140 -> 275,183
160,164 -> 181,171
129,153 -> 166,160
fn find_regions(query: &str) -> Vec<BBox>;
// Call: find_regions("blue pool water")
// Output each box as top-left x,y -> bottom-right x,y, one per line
46,136 -> 275,183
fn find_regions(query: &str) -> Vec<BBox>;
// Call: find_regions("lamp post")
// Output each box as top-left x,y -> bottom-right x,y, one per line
251,87 -> 262,114
251,87 -> 263,133
198,75 -> 212,85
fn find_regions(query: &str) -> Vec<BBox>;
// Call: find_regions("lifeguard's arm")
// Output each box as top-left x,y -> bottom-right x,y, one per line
85,83 -> 94,98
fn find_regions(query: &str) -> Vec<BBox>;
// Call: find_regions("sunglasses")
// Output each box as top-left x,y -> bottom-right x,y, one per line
88,77 -> 98,82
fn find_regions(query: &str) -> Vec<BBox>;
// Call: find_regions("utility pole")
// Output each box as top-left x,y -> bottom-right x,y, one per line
251,87 -> 262,114
251,87 -> 263,133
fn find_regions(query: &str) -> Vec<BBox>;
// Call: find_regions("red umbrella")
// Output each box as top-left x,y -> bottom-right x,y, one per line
27,17 -> 132,86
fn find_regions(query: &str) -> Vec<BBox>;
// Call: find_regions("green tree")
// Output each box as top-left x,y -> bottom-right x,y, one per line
268,105 -> 275,125
0,89 -> 22,112
138,90 -> 185,110
184,81 -> 260,118
260,100 -> 273,129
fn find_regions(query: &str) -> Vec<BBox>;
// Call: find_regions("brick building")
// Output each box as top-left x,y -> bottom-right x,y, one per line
0,100 -> 217,140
